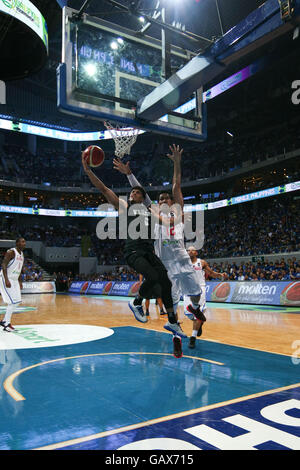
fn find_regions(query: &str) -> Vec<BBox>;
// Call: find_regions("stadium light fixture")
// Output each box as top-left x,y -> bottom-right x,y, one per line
110,41 -> 119,50
84,63 -> 97,77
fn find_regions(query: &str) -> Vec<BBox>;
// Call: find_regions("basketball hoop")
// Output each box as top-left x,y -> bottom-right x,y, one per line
104,121 -> 140,158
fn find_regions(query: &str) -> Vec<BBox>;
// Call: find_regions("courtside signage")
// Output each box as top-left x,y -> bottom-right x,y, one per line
206,281 -> 300,306
0,182 -> 299,217
70,280 -> 300,306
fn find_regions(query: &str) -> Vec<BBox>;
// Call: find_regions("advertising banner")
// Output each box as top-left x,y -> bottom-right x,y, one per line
206,281 -> 300,306
69,280 -> 300,306
109,281 -> 141,297
86,281 -> 114,295
68,281 -> 90,294
21,281 -> 56,294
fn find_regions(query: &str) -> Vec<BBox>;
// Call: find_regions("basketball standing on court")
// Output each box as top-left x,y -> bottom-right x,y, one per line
0,238 -> 26,332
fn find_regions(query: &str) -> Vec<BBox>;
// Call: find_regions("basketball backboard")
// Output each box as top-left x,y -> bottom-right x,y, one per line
57,6 -> 207,141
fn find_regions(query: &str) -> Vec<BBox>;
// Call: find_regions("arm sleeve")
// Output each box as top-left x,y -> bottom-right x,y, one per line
127,173 -> 152,208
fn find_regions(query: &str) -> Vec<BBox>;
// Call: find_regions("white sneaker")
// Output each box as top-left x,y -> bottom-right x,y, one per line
164,321 -> 187,338
128,300 -> 148,323
3,323 -> 15,332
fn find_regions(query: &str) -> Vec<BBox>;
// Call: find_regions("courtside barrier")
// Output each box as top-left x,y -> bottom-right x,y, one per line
206,281 -> 300,306
68,280 -> 300,306
21,281 -> 56,294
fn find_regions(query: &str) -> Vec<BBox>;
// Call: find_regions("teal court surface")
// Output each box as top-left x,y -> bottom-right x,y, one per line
0,294 -> 299,450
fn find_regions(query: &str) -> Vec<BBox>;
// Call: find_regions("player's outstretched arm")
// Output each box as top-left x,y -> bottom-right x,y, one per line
202,260 -> 228,279
113,158 -> 152,207
166,144 -> 184,208
82,153 -> 126,211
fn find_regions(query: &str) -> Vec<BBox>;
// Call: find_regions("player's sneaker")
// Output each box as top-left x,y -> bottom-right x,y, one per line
189,336 -> 196,349
186,304 -> 207,323
146,310 -> 150,317
3,323 -> 15,332
128,300 -> 148,323
0,320 -> 5,327
164,321 -> 187,338
160,310 -> 167,316
197,321 -> 204,337
173,336 -> 183,358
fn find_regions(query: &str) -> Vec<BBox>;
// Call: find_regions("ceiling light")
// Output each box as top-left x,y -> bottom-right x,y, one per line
84,63 -> 97,77
110,41 -> 118,50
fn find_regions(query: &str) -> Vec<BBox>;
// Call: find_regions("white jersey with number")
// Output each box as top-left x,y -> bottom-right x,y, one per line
0,248 -> 24,305
192,258 -> 206,287
154,219 -> 190,263
154,219 -> 201,304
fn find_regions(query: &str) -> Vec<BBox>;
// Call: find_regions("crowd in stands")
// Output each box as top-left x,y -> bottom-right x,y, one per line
21,258 -> 44,282
210,258 -> 300,282
200,196 -> 299,258
60,258 -> 300,290
1,117 -> 300,196
0,194 -> 298,261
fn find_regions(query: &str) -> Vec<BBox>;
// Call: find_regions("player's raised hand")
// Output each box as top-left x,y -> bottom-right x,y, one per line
113,157 -> 131,175
166,144 -> 183,163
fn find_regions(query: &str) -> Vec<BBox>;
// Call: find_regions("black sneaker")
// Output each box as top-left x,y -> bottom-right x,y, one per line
3,323 -> 15,332
186,304 -> 207,322
160,310 -> 167,316
173,336 -> 183,358
0,321 -> 5,327
146,310 -> 150,317
189,336 -> 196,349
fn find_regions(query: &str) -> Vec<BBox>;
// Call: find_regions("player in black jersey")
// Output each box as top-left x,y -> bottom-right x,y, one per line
82,154 -> 186,353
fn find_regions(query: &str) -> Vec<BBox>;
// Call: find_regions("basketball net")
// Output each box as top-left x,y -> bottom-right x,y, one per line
104,121 -> 140,158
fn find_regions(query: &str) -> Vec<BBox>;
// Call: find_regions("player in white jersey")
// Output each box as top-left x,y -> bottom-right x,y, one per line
0,238 -> 25,332
184,246 -> 228,349
114,145 -> 204,358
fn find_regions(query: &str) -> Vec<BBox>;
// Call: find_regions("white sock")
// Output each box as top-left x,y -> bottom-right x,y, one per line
192,330 -> 198,337
4,304 -> 16,325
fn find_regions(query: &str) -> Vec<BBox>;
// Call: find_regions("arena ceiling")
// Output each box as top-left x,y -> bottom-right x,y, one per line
0,1 -> 298,136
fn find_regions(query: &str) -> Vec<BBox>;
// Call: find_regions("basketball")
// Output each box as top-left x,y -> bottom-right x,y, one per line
280,282 -> 300,306
83,145 -> 105,168
211,282 -> 231,302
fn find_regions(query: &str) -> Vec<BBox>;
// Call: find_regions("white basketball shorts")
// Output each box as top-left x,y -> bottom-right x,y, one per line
163,258 -> 202,305
0,276 -> 22,305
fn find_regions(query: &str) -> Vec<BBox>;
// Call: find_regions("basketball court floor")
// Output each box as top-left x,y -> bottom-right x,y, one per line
0,293 -> 299,450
